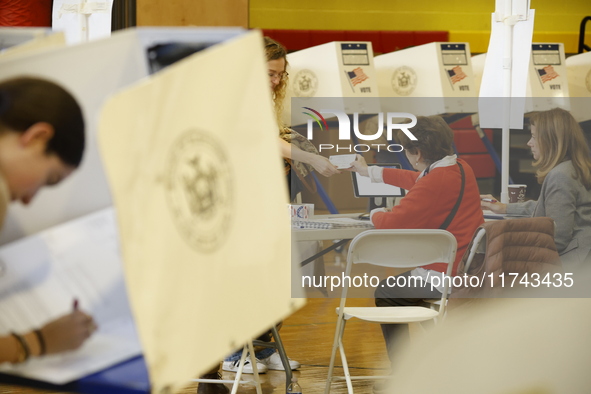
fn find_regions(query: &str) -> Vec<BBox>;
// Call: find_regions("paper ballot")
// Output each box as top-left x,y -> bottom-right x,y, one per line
329,154 -> 357,169
98,30 -> 305,393
0,208 -> 141,384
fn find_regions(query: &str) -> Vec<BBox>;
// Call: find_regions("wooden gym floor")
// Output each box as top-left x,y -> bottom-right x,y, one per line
180,297 -> 390,394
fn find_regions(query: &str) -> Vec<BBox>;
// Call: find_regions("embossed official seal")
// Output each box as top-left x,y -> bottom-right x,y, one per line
166,130 -> 232,253
586,69 -> 591,94
391,66 -> 417,96
292,69 -> 318,97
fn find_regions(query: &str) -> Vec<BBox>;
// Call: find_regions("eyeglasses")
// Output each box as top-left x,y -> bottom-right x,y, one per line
268,71 -> 289,81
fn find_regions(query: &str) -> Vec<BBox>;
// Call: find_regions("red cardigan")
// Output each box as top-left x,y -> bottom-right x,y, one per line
372,158 -> 484,275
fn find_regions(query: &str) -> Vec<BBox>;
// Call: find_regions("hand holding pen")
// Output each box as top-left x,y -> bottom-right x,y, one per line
37,299 -> 98,354
480,194 -> 507,214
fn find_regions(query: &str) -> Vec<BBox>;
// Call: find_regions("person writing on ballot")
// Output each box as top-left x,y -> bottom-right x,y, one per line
0,77 -> 96,364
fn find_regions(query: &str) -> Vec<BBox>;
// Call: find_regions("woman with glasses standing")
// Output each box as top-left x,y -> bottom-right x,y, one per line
265,36 -> 340,201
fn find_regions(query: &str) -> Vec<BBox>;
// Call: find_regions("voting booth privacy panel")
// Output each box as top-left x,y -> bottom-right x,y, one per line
372,42 -> 493,182
476,43 -> 572,115
566,51 -> 591,124
285,41 -> 381,127
99,30 -> 304,393
0,27 -> 53,51
0,29 -> 65,59
525,43 -> 570,113
477,40 -> 570,129
0,26 -> 244,246
374,42 -> 477,116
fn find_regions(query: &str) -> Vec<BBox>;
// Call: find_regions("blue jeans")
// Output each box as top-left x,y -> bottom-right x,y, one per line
224,327 -> 277,362
224,347 -> 275,362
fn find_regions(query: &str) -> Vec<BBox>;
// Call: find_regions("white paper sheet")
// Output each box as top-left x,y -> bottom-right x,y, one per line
0,208 -> 142,384
329,154 -> 357,169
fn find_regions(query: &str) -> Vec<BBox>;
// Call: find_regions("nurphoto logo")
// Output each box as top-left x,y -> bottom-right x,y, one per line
302,107 -> 418,153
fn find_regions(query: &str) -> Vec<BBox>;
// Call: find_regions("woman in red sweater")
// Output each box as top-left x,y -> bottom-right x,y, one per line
349,115 -> 484,362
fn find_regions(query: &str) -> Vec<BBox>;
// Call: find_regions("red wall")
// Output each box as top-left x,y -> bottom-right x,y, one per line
0,0 -> 53,27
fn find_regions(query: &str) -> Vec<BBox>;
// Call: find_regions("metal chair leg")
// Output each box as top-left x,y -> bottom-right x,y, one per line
270,325 -> 292,391
337,320 -> 354,394
325,314 -> 344,394
246,341 -> 262,394
229,346 -> 249,394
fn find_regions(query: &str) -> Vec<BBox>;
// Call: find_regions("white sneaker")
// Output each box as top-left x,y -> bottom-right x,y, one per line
258,351 -> 301,371
222,357 -> 268,374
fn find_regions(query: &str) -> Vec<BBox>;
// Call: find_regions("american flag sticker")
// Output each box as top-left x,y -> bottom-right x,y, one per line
537,65 -> 559,83
447,66 -> 467,84
346,67 -> 369,86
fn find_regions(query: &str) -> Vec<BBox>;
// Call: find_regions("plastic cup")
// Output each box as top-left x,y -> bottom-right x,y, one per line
288,204 -> 309,219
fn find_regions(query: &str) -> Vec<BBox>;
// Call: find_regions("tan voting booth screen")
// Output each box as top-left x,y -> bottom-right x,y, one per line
99,30 -> 304,393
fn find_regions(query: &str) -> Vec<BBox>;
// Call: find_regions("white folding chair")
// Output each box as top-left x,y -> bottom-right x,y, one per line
324,229 -> 457,394
462,227 -> 487,272
425,227 -> 486,313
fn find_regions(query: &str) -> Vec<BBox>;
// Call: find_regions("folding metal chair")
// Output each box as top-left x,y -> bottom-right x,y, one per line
325,229 -> 457,394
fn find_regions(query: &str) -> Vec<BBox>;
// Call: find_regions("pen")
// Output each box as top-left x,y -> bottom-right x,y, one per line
481,198 -> 497,203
